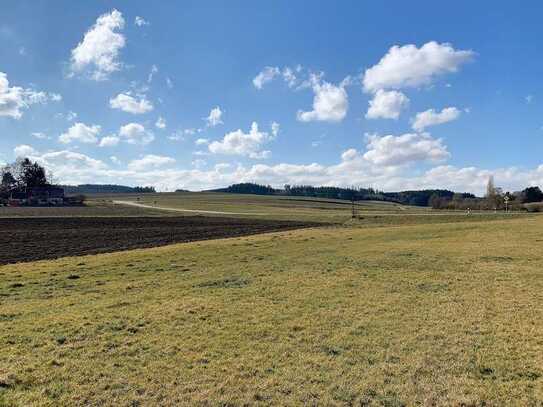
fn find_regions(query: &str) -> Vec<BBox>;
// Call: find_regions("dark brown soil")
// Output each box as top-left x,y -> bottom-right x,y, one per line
0,216 -> 318,265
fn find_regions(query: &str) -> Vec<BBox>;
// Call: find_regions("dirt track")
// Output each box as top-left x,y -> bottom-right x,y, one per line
113,200 -> 269,215
0,217 -> 318,265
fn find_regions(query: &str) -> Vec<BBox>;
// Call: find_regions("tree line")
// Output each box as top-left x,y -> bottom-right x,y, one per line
210,183 -> 475,207
211,181 -> 543,210
428,177 -> 543,211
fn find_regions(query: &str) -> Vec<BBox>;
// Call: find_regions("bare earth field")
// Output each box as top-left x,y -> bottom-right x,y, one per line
0,216 -> 317,266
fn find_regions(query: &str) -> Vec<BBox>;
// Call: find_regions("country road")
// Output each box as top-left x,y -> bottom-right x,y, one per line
112,200 -> 269,216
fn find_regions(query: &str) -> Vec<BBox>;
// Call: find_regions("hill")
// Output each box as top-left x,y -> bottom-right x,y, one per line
61,184 -> 156,194
208,182 -> 476,207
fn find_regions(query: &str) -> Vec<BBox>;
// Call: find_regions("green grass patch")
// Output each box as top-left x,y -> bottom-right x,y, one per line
1,215 -> 543,404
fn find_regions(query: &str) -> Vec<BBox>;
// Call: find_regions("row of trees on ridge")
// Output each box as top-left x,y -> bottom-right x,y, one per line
213,180 -> 543,210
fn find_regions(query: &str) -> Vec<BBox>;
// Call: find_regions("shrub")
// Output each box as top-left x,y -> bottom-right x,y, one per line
524,202 -> 543,212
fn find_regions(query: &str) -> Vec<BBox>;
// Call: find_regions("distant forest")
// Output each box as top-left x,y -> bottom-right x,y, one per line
209,183 -> 476,207
61,184 -> 156,194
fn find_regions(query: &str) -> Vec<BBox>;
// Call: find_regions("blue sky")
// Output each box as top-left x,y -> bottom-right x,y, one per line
1,1 -> 542,194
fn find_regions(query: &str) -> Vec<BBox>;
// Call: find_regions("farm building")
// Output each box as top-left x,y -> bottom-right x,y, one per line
28,186 -> 65,205
6,186 -> 65,206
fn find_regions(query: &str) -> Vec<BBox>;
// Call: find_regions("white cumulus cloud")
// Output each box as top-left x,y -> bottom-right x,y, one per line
412,107 -> 461,131
128,154 -> 176,171
271,122 -> 280,138
253,65 -> 306,89
192,159 -> 207,169
21,148 -> 108,185
70,9 -> 126,81
109,93 -> 153,114
297,76 -> 349,123
253,66 -> 280,89
134,16 -> 149,27
205,106 -> 223,127
208,122 -> 274,159
363,41 -> 475,93
15,145 -> 543,196
366,89 -> 409,120
59,122 -> 101,144
31,132 -> 49,140
341,148 -> 359,161
0,72 -> 60,119
39,150 -> 107,171
55,110 -> 78,121
119,123 -> 154,145
99,135 -> 120,147
282,67 -> 298,88
363,133 -> 450,166
14,144 -> 38,158
195,138 -> 209,145
49,93 -> 62,102
155,116 -> 166,129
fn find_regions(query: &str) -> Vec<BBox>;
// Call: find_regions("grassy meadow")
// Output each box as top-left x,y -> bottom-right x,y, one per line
95,191 -> 525,226
1,206 -> 543,405
96,191 -> 427,223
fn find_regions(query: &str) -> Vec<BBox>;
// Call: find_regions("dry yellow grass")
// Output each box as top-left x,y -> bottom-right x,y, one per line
1,215 -> 543,405
97,191 -> 426,223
